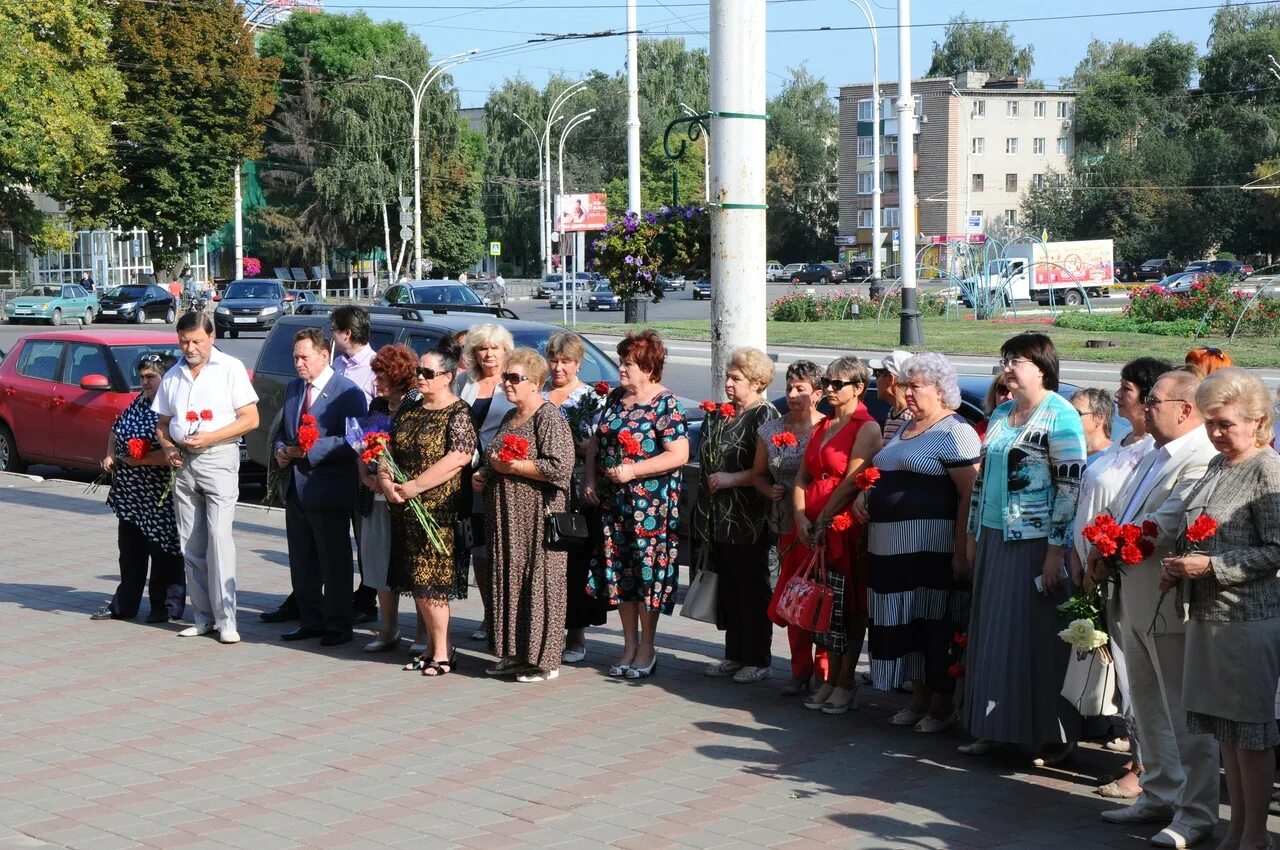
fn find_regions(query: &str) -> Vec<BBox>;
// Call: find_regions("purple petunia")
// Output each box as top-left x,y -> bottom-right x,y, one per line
624,254 -> 635,265
645,213 -> 658,224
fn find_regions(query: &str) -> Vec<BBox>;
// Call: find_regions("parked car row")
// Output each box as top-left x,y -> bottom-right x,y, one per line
1131,258 -> 1251,283
764,260 -> 871,284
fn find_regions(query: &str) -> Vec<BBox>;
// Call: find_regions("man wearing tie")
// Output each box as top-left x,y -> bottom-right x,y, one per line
1090,370 -> 1219,849
272,328 -> 368,646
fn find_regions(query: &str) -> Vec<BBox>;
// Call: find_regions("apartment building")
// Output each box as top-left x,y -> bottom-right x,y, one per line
837,71 -> 1076,266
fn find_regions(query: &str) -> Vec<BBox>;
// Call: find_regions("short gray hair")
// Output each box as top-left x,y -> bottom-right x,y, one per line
1070,387 -> 1114,438
904,352 -> 961,410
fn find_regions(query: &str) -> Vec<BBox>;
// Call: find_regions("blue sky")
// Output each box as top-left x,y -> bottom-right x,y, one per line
326,0 -> 1230,107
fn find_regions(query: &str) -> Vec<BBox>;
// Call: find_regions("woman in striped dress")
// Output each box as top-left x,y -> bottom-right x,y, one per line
857,353 -> 981,733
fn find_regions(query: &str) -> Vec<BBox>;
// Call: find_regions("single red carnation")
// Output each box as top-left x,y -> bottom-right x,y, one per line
948,663 -> 965,679
1142,520 -> 1159,539
199,409 -> 213,421
1186,514 -> 1218,543
617,431 -> 643,456
594,381 -> 610,396
1119,524 -> 1142,544
699,400 -> 717,413
718,402 -> 736,418
1137,539 -> 1155,559
185,411 -> 199,423
1096,536 -> 1118,557
829,514 -> 853,532
1119,543 -> 1143,565
952,632 -> 968,648
854,466 -> 881,491
127,438 -> 149,460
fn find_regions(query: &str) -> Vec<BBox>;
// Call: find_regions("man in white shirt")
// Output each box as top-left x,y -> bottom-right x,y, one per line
153,312 -> 259,644
1090,370 -> 1219,849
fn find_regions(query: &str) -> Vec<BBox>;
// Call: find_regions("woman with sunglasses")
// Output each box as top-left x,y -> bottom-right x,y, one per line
791,357 -> 882,714
473,348 -> 574,682
382,341 -> 477,678
92,352 -> 186,623
962,332 -> 1086,764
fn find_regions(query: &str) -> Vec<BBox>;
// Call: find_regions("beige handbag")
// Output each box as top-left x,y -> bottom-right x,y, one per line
1061,646 -> 1118,717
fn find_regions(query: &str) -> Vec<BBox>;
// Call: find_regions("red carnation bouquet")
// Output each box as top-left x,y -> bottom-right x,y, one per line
496,434 -> 530,464
565,384 -> 608,442
361,430 -> 446,554
1082,513 -> 1157,569
296,414 -> 320,453
855,466 -> 880,492
770,430 -> 799,449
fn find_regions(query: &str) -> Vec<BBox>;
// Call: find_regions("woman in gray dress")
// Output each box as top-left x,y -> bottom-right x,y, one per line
1160,367 -> 1280,850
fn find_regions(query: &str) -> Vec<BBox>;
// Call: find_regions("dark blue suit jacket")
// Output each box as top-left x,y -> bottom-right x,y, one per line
271,371 -> 368,511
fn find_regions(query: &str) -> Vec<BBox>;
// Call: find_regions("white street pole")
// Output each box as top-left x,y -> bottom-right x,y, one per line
233,162 -> 243,280
375,49 -> 476,280
709,0 -> 767,395
679,102 -> 709,203
895,0 -> 922,344
542,83 -> 585,277
508,110 -> 544,280
847,0 -> 880,290
558,110 -> 595,326
626,0 -> 641,214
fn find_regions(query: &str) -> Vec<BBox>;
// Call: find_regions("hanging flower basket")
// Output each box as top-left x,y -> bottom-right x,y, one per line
590,205 -> 709,304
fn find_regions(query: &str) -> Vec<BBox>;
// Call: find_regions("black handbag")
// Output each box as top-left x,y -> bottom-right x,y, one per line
544,510 -> 589,551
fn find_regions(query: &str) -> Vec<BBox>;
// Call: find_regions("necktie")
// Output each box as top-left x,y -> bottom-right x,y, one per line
302,383 -> 313,417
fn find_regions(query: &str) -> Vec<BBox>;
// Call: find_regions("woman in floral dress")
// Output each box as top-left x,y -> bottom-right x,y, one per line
477,348 -> 575,683
694,347 -> 780,684
755,360 -> 827,694
584,331 -> 689,680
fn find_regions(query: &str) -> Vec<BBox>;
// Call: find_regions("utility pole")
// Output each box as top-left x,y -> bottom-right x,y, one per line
709,0 -> 768,394
626,0 -> 641,213
896,0 -> 922,344
543,83 -> 585,276
847,0 -> 881,293
233,163 -> 243,280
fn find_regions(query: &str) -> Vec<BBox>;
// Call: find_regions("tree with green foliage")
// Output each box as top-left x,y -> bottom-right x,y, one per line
765,67 -> 838,263
257,11 -> 408,84
77,0 -> 278,279
927,15 -> 1034,78
0,0 -> 124,253
482,78 -> 546,275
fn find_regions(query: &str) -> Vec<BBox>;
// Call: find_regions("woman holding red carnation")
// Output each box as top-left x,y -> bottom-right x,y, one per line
756,360 -> 828,694
791,356 -> 882,714
583,330 -> 689,680
857,353 -> 981,733
474,348 -> 575,683
692,347 -> 780,684
92,352 -> 185,623
542,332 -> 610,663
1162,367 -> 1280,850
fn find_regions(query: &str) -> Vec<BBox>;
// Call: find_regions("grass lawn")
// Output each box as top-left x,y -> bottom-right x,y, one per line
572,317 -> 1280,368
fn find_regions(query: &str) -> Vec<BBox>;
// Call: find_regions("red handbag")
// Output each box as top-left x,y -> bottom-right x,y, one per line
776,548 -> 834,634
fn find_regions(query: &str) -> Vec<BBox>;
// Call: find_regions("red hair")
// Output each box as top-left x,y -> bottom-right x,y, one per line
617,330 -> 667,381
371,343 -> 417,393
1184,346 -> 1232,378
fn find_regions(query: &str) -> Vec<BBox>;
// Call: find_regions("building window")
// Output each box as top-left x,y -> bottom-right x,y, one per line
857,171 -> 874,195
1057,101 -> 1072,119
883,135 -> 899,155
972,137 -> 985,155
882,207 -> 900,228
857,136 -> 873,158
913,94 -> 923,117
1006,100 -> 1019,118
1004,209 -> 1018,226
1006,137 -> 1019,155
1032,173 -> 1046,188
857,209 -> 874,228
971,99 -> 986,119
1005,173 -> 1018,192
882,171 -> 899,193
1033,137 -> 1046,155
857,98 -> 873,122
970,210 -> 983,223
1034,101 -> 1046,119
972,173 -> 984,192
1056,137 -> 1070,155
1055,173 -> 1068,187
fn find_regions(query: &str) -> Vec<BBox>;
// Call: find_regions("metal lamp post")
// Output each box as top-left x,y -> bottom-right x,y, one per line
846,0 -> 881,295
542,82 -> 587,276
503,108 -> 545,281
556,109 -> 595,326
679,102 -> 709,203
374,48 -> 477,279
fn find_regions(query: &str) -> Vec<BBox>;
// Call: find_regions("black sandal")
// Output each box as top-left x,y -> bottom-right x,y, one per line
422,651 -> 456,677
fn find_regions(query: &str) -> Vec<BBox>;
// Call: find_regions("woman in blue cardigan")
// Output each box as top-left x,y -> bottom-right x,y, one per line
961,332 -> 1087,765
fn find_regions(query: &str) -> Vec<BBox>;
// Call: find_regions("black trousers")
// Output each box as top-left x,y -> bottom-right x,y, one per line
712,539 -> 774,668
278,506 -> 377,616
566,508 -> 607,630
285,495 -> 354,635
111,519 -> 185,620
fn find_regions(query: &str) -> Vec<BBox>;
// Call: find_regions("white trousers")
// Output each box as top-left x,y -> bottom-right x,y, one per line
173,444 -> 240,632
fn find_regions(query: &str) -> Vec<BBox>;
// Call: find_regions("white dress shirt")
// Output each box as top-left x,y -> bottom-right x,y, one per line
153,348 -> 258,445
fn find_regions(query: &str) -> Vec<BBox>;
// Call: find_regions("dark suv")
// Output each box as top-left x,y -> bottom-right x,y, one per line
214,279 -> 291,338
1136,259 -> 1182,282
245,306 -> 621,470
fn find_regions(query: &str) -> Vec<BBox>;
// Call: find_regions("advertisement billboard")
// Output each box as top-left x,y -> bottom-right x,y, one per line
556,193 -> 608,232
1031,239 -> 1113,286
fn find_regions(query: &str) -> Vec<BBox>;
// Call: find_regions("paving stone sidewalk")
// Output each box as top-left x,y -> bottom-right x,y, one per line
0,474 -> 1274,850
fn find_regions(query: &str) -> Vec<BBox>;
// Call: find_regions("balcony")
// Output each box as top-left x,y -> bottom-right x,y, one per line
857,193 -> 900,210
881,154 -> 918,172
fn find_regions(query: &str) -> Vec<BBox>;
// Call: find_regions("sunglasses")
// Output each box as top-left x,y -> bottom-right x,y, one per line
1196,346 -> 1222,356
820,377 -> 858,392
501,372 -> 530,385
416,367 -> 446,380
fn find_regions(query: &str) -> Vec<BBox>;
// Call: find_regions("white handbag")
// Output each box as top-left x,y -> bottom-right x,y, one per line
1061,646 -> 1118,717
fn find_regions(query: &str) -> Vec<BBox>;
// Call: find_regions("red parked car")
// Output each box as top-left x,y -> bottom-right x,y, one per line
0,330 -> 183,473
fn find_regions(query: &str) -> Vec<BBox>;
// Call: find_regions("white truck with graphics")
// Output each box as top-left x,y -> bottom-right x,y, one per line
960,239 -> 1114,307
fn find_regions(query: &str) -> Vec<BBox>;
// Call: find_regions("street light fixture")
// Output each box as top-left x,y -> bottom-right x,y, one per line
846,0 -> 881,295
679,102 -> 709,203
557,108 -> 596,326
375,48 -> 477,279
542,81 -> 588,276
501,107 -> 548,282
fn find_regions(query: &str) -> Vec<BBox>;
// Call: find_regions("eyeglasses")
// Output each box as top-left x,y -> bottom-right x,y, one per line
994,385 -> 1011,395
500,372 -> 530,385
820,377 -> 858,392
1142,396 -> 1187,408
416,367 -> 445,380
997,357 -> 1030,369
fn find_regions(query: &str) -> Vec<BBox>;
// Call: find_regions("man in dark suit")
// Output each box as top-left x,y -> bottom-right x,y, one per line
271,327 -> 368,646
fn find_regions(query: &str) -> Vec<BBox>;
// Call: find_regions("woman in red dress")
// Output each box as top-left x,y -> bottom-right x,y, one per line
791,356 -> 882,714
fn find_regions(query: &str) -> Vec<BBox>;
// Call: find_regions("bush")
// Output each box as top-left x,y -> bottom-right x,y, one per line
1124,275 -> 1280,336
1052,312 -> 1199,337
769,288 -> 949,322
